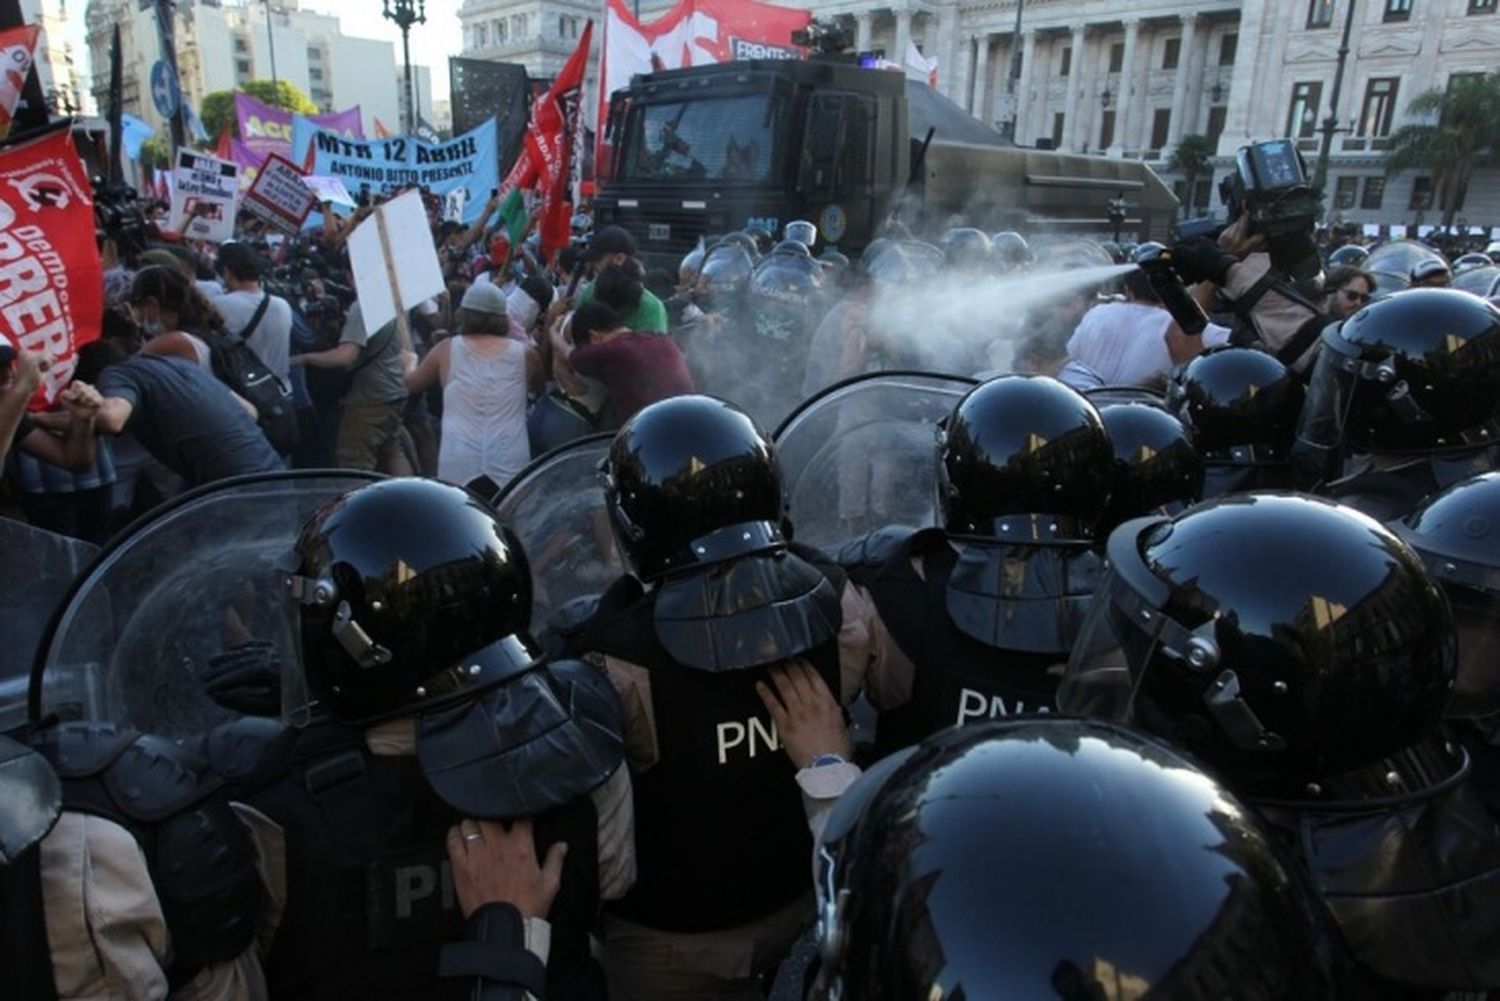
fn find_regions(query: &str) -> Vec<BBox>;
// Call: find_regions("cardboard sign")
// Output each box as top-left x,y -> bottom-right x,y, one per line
167,149 -> 238,242
1389,224 -> 1408,239
347,190 -> 444,337
304,175 -> 356,209
241,153 -> 316,233
1361,223 -> 1381,237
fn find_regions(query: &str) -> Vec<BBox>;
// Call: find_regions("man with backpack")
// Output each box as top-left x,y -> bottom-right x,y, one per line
213,243 -> 294,384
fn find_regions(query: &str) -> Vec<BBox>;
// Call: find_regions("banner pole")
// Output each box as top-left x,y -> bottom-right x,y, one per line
374,204 -> 413,353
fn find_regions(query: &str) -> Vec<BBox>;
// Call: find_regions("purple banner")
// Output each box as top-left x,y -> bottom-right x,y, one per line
226,138 -> 266,193
235,93 -> 363,158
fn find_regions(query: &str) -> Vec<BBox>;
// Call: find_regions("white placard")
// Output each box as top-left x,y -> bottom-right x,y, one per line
347,190 -> 444,338
1390,224 -> 1408,239
241,154 -> 316,233
304,175 -> 356,209
167,149 -> 238,242
1362,223 -> 1381,237
1417,225 -> 1435,238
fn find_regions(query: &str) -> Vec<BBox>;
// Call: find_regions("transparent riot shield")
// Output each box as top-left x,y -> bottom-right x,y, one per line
493,434 -> 624,641
0,519 -> 99,733
1364,240 -> 1446,295
29,471 -> 380,737
774,371 -> 979,554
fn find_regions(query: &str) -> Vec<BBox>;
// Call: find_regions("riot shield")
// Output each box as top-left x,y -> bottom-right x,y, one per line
0,519 -> 98,733
1454,265 -> 1500,299
1364,240 -> 1446,295
29,471 -> 380,737
774,371 -> 978,554
493,434 -> 625,641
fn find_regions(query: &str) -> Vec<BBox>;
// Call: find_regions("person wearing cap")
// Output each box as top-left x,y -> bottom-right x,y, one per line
213,242 -> 295,384
575,227 -> 669,334
404,282 -> 541,492
1411,257 -> 1453,289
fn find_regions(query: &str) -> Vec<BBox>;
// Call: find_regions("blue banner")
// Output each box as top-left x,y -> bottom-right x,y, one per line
294,118 -> 499,225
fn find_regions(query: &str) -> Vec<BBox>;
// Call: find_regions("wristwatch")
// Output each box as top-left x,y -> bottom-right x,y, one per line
810,753 -> 848,769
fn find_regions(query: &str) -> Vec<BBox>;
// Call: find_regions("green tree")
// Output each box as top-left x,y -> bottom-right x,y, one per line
198,79 -> 320,141
1385,72 -> 1500,228
1166,133 -> 1216,218
139,135 -> 171,170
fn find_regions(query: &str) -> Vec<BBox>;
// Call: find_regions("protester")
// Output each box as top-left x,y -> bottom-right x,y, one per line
1322,265 -> 1376,318
214,242 -> 295,382
552,300 -> 695,423
577,227 -> 669,333
404,282 -> 540,492
126,265 -> 220,372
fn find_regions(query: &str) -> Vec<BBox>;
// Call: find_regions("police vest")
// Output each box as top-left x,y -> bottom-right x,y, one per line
574,549 -> 845,933
863,531 -> 1070,755
239,720 -> 603,1001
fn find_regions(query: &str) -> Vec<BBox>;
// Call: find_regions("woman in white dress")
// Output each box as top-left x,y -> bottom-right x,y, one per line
404,282 -> 542,492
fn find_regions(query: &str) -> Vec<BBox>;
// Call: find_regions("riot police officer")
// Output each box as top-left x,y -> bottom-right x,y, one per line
742,238 -> 829,425
841,375 -> 1113,752
1295,288 -> 1500,519
812,718 -> 1348,999
1061,493 -> 1500,996
1,733 -> 61,1000
1095,402 -> 1204,536
1167,345 -> 1305,497
235,478 -> 630,1000
563,395 -> 869,1000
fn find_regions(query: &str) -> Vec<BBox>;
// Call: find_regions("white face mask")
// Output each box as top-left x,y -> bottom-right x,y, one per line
140,314 -> 165,339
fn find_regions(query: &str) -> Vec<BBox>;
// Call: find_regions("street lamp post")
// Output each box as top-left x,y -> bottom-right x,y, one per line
1312,0 -> 1357,198
383,0 -> 426,135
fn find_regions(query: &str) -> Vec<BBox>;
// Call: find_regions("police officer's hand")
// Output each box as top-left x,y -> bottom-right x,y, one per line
446,818 -> 567,921
756,659 -> 852,770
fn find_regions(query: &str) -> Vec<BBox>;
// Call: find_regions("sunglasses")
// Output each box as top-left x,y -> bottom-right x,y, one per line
1340,288 -> 1370,303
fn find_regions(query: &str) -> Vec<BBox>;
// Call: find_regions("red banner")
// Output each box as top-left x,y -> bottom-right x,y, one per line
0,128 -> 104,409
598,0 -> 809,171
0,25 -> 40,141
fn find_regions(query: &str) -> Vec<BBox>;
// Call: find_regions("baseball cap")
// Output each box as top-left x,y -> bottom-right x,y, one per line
581,225 -> 637,262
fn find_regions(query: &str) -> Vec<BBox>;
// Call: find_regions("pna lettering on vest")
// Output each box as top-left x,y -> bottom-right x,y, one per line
717,717 -> 781,763
956,688 -> 1052,725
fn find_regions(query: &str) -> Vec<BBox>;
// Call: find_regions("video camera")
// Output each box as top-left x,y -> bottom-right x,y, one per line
1220,139 -> 1323,284
792,19 -> 853,57
92,179 -> 150,262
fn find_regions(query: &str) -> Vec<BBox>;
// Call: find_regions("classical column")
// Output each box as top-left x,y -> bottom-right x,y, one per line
1062,24 -> 1086,151
855,11 -> 873,53
970,33 -> 989,116
894,9 -> 912,64
1012,29 -> 1036,140
936,4 -> 957,101
1111,17 -> 1139,155
1077,27 -> 1101,152
1166,13 -> 1197,148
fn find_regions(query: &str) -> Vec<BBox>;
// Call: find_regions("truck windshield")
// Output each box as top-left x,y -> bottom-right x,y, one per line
621,95 -> 777,184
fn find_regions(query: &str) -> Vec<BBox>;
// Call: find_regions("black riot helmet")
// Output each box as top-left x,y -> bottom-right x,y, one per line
1061,493 -> 1456,798
604,395 -> 790,581
1097,403 -> 1204,535
1167,346 -> 1305,463
1392,472 -> 1500,720
697,240 -> 756,312
1328,244 -> 1370,267
817,718 -> 1346,1001
939,227 -> 994,271
290,478 -> 541,724
940,376 -> 1114,543
1300,289 -> 1500,455
741,225 -> 774,257
990,230 -> 1033,272
678,238 -> 707,290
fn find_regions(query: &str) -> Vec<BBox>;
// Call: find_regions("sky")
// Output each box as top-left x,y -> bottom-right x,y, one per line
60,0 -> 468,105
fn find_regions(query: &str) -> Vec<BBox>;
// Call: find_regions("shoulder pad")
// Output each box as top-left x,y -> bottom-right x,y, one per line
101,733 -> 223,823
835,525 -> 919,577
199,716 -> 290,784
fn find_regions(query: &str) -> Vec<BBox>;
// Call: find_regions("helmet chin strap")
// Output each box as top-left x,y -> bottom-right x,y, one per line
332,601 -> 393,669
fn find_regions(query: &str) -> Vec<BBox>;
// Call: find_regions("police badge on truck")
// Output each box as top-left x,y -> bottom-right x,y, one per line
730,38 -> 797,60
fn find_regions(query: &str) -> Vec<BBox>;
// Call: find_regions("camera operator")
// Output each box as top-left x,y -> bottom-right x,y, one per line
1168,141 -> 1331,374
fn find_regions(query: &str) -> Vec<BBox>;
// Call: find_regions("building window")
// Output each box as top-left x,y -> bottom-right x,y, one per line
1448,71 -> 1484,94
1409,177 -> 1434,210
1308,0 -> 1335,28
1470,0 -> 1497,12
1099,109 -> 1116,149
1358,77 -> 1399,137
1162,37 -> 1180,70
558,14 -> 566,37
1052,113 -> 1065,149
1384,0 -> 1413,21
1205,105 -> 1227,141
1060,46 -> 1071,77
1287,81 -> 1323,138
1360,176 -> 1385,209
307,46 -> 321,62
1150,108 -> 1171,150
1109,42 -> 1124,73
236,58 -> 251,74
474,24 -> 487,46
1334,176 -> 1358,208
309,67 -> 323,82
234,37 -> 248,53
1219,33 -> 1238,66
495,19 -> 506,43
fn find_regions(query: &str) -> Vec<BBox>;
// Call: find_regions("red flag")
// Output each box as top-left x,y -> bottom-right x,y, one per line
374,118 -> 393,139
214,122 -> 233,160
523,21 -> 592,258
0,25 -> 40,141
0,127 -> 104,408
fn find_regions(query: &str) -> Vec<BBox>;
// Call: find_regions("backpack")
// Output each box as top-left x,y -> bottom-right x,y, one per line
207,293 -> 300,453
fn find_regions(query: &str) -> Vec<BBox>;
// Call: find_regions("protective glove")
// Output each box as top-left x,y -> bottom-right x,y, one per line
200,640 -> 283,717
1169,238 -> 1239,287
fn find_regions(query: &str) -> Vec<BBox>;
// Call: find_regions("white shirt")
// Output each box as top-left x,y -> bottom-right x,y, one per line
1065,301 -> 1230,389
213,288 -> 295,382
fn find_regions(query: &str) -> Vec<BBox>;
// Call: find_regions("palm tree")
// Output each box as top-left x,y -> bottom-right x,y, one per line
1385,72 -> 1500,229
1166,134 -> 1216,218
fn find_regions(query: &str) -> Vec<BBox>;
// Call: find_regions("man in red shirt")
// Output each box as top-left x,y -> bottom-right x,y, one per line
555,302 -> 696,423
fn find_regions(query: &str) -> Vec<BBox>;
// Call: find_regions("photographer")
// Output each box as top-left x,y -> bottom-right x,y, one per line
1169,141 -> 1331,373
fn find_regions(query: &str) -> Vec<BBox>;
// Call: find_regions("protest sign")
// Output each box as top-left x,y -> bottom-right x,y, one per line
0,127 -> 103,408
0,25 -> 41,140
304,175 -> 355,208
241,153 -> 316,233
235,93 -> 362,159
297,119 -> 499,225
347,190 -> 444,339
167,149 -> 239,242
